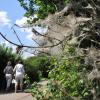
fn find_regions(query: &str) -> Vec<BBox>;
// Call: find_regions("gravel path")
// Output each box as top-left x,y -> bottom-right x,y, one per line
0,92 -> 35,100
0,80 -> 48,100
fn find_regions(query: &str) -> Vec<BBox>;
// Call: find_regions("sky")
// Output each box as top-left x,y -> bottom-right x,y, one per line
0,0 -> 36,58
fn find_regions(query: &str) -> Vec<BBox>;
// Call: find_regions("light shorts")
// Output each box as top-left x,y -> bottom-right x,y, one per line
15,74 -> 24,85
5,74 -> 12,88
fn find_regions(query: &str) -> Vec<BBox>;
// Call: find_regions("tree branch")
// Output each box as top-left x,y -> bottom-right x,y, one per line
0,32 -> 70,48
14,24 -> 61,42
11,27 -> 23,46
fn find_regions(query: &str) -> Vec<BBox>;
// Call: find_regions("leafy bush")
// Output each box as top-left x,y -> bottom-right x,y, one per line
24,74 -> 30,88
24,55 -> 51,82
48,45 -> 94,100
18,0 -> 70,21
27,45 -> 94,100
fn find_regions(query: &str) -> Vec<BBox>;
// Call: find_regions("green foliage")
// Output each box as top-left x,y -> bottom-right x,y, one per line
18,0 -> 70,21
25,82 -> 45,100
24,74 -> 31,88
25,80 -> 74,100
24,55 -> 51,82
25,45 -> 93,100
48,46 -> 93,100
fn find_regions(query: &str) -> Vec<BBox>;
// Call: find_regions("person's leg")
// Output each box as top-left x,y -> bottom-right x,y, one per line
7,75 -> 12,90
6,76 -> 9,91
15,76 -> 18,93
6,75 -> 12,91
19,76 -> 23,91
15,82 -> 17,93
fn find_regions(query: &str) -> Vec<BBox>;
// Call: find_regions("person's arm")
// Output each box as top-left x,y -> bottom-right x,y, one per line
22,65 -> 25,75
11,66 -> 14,75
3,67 -> 7,74
13,65 -> 16,73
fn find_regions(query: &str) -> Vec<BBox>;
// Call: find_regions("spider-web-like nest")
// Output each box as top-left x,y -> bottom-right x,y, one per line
35,5 -> 92,55
34,1 -> 100,80
85,48 -> 100,80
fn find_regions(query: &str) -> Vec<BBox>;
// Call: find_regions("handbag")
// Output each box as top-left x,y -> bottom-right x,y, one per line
12,79 -> 16,84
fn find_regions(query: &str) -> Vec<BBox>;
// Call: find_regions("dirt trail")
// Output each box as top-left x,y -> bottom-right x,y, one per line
0,92 -> 35,100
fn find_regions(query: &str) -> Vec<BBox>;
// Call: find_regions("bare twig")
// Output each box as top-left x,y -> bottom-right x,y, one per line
14,24 -> 61,42
11,27 -> 23,46
0,32 -> 70,48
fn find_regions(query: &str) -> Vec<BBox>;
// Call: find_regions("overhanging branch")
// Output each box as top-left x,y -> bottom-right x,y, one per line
14,24 -> 61,42
0,32 -> 69,49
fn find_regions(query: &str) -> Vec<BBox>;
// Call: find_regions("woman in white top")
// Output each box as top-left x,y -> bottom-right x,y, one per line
13,61 -> 25,93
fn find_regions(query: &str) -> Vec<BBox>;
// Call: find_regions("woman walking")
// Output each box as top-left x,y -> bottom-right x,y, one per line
13,61 -> 25,93
3,61 -> 13,92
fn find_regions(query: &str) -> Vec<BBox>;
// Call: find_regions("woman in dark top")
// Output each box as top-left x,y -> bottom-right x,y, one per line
4,61 -> 13,91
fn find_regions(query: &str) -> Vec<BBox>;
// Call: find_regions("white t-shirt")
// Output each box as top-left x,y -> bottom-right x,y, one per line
14,63 -> 25,77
